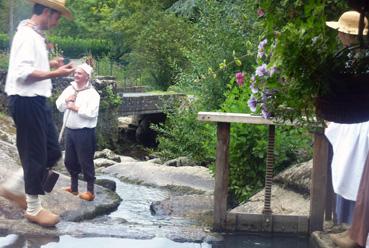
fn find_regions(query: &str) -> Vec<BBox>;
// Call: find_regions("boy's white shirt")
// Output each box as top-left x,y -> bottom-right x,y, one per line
5,20 -> 52,97
55,81 -> 100,129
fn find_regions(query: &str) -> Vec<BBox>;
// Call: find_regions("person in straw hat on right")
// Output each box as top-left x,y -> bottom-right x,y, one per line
0,0 -> 75,227
325,10 -> 369,248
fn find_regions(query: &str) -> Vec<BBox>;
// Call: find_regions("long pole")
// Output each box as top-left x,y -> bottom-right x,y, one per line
58,110 -> 71,143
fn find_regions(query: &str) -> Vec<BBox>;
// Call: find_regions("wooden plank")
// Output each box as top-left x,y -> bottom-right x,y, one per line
198,112 -> 275,125
213,122 -> 230,231
197,112 -> 298,125
227,213 -> 309,233
309,132 -> 329,233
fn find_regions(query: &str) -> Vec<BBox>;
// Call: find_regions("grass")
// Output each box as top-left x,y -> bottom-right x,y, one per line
0,51 -> 9,70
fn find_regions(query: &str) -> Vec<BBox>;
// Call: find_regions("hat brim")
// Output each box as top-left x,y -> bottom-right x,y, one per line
326,21 -> 368,35
28,0 -> 73,20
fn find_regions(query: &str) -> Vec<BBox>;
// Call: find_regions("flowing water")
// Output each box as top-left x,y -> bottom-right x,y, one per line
0,174 -> 310,247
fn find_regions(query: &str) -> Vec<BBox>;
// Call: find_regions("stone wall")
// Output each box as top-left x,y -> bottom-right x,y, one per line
0,70 -> 7,112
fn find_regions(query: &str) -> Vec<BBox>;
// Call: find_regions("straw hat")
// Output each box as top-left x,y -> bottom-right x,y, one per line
326,11 -> 368,35
28,0 -> 73,20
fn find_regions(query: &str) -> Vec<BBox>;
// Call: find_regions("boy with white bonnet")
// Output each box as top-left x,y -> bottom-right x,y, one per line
56,63 -> 100,201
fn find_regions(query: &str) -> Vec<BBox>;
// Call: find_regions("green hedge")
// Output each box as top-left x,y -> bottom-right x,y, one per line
0,33 -> 9,51
49,36 -> 111,58
0,33 -> 110,58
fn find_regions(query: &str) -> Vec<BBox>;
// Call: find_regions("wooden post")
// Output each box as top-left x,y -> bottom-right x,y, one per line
213,122 -> 230,231
325,152 -> 334,221
310,132 -> 329,233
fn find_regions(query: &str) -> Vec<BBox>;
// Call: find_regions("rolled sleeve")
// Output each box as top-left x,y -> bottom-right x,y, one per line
11,36 -> 37,84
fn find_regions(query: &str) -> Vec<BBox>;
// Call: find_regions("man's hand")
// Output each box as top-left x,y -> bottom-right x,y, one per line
54,64 -> 75,78
65,94 -> 76,103
26,64 -> 75,83
66,101 -> 79,112
49,57 -> 64,69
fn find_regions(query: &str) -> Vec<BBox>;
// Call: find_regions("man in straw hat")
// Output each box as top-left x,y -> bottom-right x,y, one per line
0,0 -> 75,227
325,10 -> 369,248
56,63 -> 100,202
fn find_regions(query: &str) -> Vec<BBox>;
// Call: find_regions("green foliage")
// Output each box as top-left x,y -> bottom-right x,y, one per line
171,0 -> 260,110
49,36 -> 111,59
95,84 -> 122,149
0,51 -> 8,70
221,80 -> 313,202
95,56 -> 128,83
244,0 -> 348,125
125,11 -> 193,90
153,102 -> 216,166
0,33 -> 9,51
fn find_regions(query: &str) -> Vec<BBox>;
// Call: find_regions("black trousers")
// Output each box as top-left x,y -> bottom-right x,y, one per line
64,127 -> 96,193
8,96 -> 61,195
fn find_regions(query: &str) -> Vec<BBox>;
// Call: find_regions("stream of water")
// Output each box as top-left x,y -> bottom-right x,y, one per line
0,174 -> 310,247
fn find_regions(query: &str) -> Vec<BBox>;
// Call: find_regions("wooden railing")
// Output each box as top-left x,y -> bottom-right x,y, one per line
198,112 -> 330,233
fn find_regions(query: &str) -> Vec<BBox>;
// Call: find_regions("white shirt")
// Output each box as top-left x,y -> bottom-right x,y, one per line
55,81 -> 100,129
325,121 -> 369,201
5,20 -> 52,97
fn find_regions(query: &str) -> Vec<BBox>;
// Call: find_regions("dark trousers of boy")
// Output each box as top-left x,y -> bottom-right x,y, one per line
64,127 -> 96,193
8,96 -> 62,195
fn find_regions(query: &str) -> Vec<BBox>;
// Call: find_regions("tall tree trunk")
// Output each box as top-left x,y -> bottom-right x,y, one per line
8,0 -> 14,41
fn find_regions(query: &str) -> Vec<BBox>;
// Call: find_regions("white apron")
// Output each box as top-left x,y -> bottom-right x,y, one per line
325,121 -> 369,201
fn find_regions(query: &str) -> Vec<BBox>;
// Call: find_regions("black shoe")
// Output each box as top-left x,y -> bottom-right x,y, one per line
42,170 -> 59,193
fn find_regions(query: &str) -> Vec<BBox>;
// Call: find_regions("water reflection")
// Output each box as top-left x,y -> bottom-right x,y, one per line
0,235 -> 210,248
0,234 -> 60,248
0,233 -> 309,248
213,233 -> 309,248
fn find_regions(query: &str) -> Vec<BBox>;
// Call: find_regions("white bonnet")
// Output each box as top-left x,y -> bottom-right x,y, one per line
78,63 -> 93,78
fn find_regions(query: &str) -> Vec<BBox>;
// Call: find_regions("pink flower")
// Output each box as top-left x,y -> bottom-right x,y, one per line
235,72 -> 245,86
257,8 -> 265,17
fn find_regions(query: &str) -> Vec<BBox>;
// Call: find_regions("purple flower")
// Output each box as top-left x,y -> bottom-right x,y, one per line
257,51 -> 265,59
250,82 -> 259,94
255,64 -> 269,77
258,39 -> 268,51
235,72 -> 245,86
270,66 -> 278,76
262,93 -> 267,103
248,95 -> 257,112
261,104 -> 271,119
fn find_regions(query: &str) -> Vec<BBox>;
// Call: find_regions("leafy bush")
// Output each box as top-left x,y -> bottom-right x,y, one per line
240,0 -> 348,125
0,33 -> 9,51
49,36 -> 111,59
153,102 -> 216,166
171,0 -> 259,110
0,51 -> 8,70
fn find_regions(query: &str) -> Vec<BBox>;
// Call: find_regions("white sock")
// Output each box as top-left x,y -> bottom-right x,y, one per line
2,168 -> 25,196
25,194 -> 42,216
